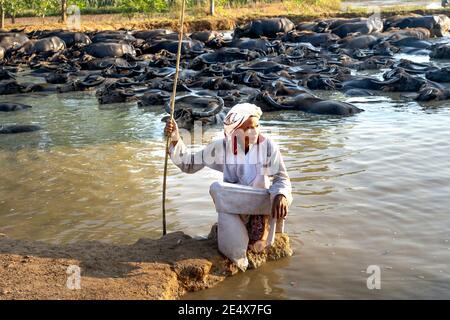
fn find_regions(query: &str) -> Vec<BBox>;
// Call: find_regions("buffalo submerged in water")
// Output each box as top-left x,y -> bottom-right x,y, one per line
2,14 -> 450,132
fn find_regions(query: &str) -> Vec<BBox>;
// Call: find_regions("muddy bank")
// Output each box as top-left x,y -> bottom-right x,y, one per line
3,7 -> 450,33
0,226 -> 292,299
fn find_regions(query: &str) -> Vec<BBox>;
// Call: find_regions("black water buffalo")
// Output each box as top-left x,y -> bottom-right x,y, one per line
0,80 -> 25,94
426,67 -> 450,82
165,92 -> 225,129
338,35 -> 379,49
430,44 -> 450,59
381,27 -> 431,40
84,43 -> 136,58
0,103 -> 32,112
385,15 -> 450,37
190,48 -> 260,70
27,36 -> 66,54
137,89 -> 170,107
0,124 -> 41,134
190,31 -> 220,43
145,39 -> 204,54
133,29 -> 171,40
234,18 -> 295,39
0,68 -> 15,80
81,57 -> 133,70
48,31 -> 91,47
91,32 -> 136,43
45,71 -> 70,84
331,19 -> 383,38
229,38 -> 277,54
97,83 -> 138,104
322,18 -> 367,30
343,68 -> 427,92
390,37 -> 432,49
0,33 -> 29,50
282,31 -> 340,47
256,91 -> 363,116
413,85 -> 450,101
238,60 -> 286,74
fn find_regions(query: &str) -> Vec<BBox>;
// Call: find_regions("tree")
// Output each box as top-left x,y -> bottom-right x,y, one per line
119,0 -> 168,19
4,0 -> 25,24
210,0 -> 215,15
35,0 -> 59,20
0,0 -> 4,29
62,0 -> 68,22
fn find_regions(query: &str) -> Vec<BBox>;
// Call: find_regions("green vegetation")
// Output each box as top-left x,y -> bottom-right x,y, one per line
0,0 -> 340,20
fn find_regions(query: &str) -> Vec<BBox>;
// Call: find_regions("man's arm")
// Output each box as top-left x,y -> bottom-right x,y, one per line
265,140 -> 292,218
166,118 -> 223,174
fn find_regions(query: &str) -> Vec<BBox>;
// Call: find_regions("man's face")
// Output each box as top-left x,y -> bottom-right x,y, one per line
235,116 -> 260,145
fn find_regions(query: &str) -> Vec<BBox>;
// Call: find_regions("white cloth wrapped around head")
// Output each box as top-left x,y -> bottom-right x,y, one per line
223,103 -> 262,137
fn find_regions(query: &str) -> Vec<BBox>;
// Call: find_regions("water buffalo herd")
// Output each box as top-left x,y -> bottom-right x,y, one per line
2,13 -> 450,133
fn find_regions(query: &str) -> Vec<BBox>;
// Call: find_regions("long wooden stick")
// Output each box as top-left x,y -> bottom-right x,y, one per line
162,0 -> 186,236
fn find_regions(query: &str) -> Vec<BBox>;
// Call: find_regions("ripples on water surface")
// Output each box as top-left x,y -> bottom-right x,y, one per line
2,53 -> 450,299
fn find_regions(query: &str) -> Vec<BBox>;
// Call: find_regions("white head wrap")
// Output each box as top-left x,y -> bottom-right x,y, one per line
223,103 -> 262,137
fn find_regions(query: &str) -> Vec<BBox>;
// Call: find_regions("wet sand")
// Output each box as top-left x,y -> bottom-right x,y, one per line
0,227 -> 292,299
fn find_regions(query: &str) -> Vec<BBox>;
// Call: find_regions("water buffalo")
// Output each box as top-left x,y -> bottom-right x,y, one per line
145,39 -> 204,55
133,29 -> 171,40
57,74 -> 107,93
165,92 -> 225,129
426,67 -> 450,82
91,32 -> 136,43
234,18 -> 295,39
0,68 -> 15,80
189,31 -> 221,45
45,71 -> 70,84
190,48 -> 260,70
282,31 -> 340,47
390,37 -> 432,49
342,68 -> 427,92
430,44 -> 450,59
48,31 -> 91,47
0,33 -> 29,50
331,18 -> 383,38
385,15 -> 450,37
0,103 -> 32,112
255,91 -> 363,116
338,35 -> 379,49
238,60 -> 286,74
27,36 -> 66,54
414,86 -> 450,101
81,57 -> 133,70
0,124 -> 41,134
0,80 -> 26,94
84,43 -> 136,58
137,89 -> 170,107
380,27 -> 431,40
97,83 -> 138,104
229,38 -> 278,54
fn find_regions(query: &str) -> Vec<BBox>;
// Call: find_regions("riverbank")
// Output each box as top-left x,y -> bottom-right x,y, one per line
0,226 -> 292,299
2,2 -> 450,33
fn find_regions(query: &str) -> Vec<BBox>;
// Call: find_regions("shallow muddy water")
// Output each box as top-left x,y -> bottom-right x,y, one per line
2,41 -> 450,299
